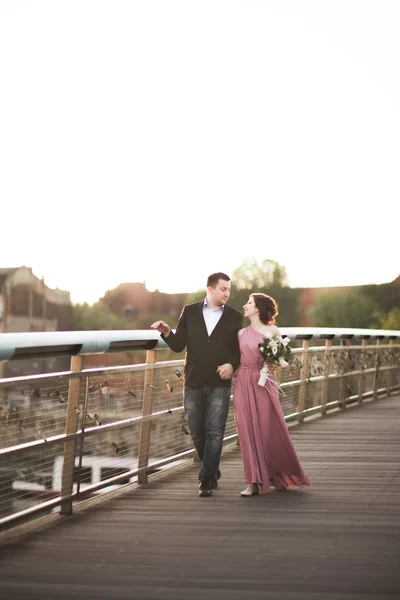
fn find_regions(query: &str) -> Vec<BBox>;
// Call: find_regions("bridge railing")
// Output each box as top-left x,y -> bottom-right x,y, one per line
1,327 -> 399,529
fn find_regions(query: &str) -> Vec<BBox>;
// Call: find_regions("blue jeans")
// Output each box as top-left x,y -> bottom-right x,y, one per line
184,385 -> 231,482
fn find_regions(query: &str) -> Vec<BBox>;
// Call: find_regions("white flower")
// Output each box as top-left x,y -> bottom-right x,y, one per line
282,337 -> 290,346
279,357 -> 289,367
259,345 -> 264,352
272,346 -> 278,355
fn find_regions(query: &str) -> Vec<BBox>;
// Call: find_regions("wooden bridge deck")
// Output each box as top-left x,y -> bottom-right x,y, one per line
1,394 -> 399,600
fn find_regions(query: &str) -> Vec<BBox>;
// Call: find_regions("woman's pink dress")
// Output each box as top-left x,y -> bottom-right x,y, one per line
234,327 -> 311,493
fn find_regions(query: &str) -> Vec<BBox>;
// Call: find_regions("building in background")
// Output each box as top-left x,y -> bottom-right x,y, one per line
0,266 -> 72,377
0,266 -> 72,333
101,281 -> 187,322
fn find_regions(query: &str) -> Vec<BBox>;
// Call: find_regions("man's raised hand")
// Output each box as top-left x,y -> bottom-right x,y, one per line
151,321 -> 171,337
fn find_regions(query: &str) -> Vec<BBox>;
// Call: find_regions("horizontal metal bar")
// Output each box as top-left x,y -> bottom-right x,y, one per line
0,370 -> 74,387
0,430 -> 80,457
0,405 -> 186,457
82,359 -> 185,377
1,355 -> 395,389
0,330 -> 168,362
0,359 -> 186,387
291,343 -> 400,355
1,328 -> 399,362
280,383 -> 399,424
0,495 -> 66,530
79,406 -> 185,441
77,451 -> 196,498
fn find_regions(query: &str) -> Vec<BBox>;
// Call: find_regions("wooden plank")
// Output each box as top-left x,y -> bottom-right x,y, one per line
0,394 -> 399,600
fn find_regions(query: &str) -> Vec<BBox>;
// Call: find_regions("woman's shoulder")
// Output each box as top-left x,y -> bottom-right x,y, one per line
260,324 -> 280,337
269,324 -> 280,335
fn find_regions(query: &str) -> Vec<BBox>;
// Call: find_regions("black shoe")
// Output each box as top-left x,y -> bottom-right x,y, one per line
198,480 -> 213,497
217,469 -> 221,480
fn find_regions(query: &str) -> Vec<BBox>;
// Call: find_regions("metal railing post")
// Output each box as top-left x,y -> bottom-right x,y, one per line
297,340 -> 310,423
395,343 -> 400,391
321,339 -> 332,416
76,377 -> 90,496
387,339 -> 394,396
338,340 -> 351,409
60,356 -> 82,515
357,339 -> 367,403
137,350 -> 157,484
373,339 -> 381,399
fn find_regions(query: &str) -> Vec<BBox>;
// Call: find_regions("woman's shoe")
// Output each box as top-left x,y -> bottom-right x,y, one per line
240,483 -> 260,497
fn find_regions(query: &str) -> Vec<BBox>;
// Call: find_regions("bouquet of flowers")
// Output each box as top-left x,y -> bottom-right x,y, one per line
258,333 -> 293,387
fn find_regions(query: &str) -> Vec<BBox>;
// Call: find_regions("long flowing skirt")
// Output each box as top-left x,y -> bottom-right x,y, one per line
234,366 -> 311,494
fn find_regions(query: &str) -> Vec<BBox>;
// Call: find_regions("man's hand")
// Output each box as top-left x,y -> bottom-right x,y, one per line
217,363 -> 234,380
151,321 -> 171,337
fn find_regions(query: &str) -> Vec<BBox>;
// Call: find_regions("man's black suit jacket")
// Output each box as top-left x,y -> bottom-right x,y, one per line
161,301 -> 243,388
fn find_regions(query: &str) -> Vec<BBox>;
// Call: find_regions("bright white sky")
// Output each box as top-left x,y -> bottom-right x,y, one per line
1,0 -> 399,304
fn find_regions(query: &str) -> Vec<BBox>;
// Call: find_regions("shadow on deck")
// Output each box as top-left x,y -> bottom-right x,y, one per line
1,395 -> 400,600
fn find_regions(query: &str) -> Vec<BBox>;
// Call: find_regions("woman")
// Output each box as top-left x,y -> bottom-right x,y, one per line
234,293 -> 311,496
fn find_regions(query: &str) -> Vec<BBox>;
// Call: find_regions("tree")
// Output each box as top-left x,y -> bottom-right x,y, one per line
227,258 -> 300,325
187,259 -> 299,325
232,258 -> 288,290
377,307 -> 400,330
72,302 -> 131,331
363,281 -> 400,314
308,289 -> 379,328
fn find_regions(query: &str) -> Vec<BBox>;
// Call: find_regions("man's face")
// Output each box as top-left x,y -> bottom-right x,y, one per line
208,279 -> 231,306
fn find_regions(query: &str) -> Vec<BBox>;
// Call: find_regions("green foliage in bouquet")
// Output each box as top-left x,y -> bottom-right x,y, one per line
258,334 -> 293,368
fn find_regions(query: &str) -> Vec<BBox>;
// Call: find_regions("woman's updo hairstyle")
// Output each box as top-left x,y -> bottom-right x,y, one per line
251,293 -> 279,325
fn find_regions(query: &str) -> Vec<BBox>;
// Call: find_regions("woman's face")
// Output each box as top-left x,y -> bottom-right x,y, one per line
243,296 -> 259,319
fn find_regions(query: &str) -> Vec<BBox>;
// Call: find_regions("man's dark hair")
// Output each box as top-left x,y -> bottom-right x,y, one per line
207,272 -> 231,288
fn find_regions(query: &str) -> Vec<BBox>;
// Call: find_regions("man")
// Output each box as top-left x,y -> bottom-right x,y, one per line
151,272 -> 243,497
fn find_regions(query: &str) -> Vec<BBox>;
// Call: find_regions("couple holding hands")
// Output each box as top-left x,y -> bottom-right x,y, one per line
152,272 -> 310,498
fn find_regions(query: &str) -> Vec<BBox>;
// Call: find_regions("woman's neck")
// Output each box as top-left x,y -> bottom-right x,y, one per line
249,316 -> 264,330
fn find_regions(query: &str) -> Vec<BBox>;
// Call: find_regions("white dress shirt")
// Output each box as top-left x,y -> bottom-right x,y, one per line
202,298 -> 224,337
